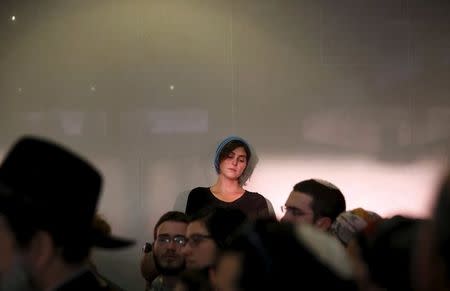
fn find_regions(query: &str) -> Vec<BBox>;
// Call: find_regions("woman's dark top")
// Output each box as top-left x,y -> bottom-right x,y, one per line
185,187 -> 272,219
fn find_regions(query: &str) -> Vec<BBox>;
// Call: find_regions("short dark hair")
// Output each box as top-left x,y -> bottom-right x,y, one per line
153,211 -> 189,240
293,179 -> 346,222
189,207 -> 248,249
223,218 -> 357,291
357,215 -> 424,290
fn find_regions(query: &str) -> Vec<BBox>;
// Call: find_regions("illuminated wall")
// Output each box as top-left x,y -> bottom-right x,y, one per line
1,1 -> 449,290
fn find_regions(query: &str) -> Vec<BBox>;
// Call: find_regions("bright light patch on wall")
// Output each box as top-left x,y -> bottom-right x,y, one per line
11,16 -> 16,21
301,107 -> 413,153
246,154 -> 445,219
147,109 -> 208,134
169,85 -> 175,90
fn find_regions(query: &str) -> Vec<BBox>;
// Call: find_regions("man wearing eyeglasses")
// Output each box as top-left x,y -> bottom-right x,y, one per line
280,179 -> 346,231
146,211 -> 189,291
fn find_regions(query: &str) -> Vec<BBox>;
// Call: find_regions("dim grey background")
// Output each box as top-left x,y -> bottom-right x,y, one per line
1,1 -> 450,290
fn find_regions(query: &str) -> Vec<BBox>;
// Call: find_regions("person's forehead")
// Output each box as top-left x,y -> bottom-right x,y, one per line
286,191 -> 313,207
157,220 -> 187,236
230,147 -> 247,156
186,220 -> 208,235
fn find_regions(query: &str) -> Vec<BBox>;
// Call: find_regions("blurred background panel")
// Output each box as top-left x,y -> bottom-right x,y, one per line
1,0 -> 449,289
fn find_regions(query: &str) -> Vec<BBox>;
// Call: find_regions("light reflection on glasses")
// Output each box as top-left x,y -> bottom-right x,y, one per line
156,235 -> 187,247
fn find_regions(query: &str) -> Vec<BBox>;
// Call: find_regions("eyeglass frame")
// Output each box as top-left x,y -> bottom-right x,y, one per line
184,234 -> 213,247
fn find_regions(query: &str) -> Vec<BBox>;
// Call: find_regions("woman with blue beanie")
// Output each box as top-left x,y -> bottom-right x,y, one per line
185,136 -> 273,219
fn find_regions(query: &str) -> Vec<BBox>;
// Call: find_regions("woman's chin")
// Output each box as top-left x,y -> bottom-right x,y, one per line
221,173 -> 241,181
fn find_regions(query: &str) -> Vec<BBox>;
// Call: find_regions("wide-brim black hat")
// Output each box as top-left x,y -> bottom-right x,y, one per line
93,232 -> 135,248
0,135 -> 134,249
91,213 -> 135,249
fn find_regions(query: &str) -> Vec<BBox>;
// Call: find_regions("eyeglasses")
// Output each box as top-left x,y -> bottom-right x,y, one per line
184,234 -> 213,247
280,205 -> 313,217
155,235 -> 187,247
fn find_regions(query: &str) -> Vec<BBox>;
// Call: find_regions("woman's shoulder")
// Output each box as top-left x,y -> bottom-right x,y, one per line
186,187 -> 214,215
240,190 -> 274,218
243,190 -> 267,200
244,189 -> 263,196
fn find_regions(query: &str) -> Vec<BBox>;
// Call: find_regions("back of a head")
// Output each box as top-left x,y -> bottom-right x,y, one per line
224,219 -> 356,291
358,215 -> 424,291
432,171 -> 450,279
330,208 -> 383,246
293,179 -> 346,221
192,207 -> 248,249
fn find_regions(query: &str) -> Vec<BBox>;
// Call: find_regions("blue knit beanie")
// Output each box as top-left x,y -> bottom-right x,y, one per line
214,136 -> 251,174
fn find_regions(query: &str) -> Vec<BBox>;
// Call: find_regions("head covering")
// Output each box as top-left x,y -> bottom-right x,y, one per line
92,214 -> 134,248
0,135 -> 134,249
330,208 -> 382,246
295,223 -> 354,279
359,215 -> 424,291
224,219 -> 356,291
213,136 -> 251,174
206,207 -> 247,249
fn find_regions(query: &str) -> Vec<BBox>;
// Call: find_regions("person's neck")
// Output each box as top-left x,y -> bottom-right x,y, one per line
211,176 -> 244,201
